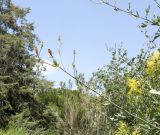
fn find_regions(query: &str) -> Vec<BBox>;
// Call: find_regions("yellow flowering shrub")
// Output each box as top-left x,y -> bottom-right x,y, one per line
127,78 -> 143,95
146,51 -> 160,75
116,121 -> 128,135
116,121 -> 142,135
132,129 -> 141,135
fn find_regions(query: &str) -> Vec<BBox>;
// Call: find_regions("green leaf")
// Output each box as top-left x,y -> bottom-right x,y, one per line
53,61 -> 59,67
140,23 -> 147,28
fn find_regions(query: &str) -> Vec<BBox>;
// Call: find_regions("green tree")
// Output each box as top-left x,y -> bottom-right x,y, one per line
0,0 -> 57,131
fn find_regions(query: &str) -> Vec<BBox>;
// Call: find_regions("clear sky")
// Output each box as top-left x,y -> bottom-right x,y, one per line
13,0 -> 158,87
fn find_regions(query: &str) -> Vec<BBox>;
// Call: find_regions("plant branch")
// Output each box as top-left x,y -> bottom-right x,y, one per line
91,0 -> 153,24
38,58 -> 160,130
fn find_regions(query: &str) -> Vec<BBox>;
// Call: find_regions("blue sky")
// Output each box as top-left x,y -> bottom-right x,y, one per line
13,0 -> 158,87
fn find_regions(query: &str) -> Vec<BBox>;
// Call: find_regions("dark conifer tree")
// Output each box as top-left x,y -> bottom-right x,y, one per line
0,0 -> 56,129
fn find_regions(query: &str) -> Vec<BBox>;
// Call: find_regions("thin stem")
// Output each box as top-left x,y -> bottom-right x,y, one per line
154,0 -> 160,8
58,49 -> 66,71
39,59 -> 160,130
91,0 -> 153,24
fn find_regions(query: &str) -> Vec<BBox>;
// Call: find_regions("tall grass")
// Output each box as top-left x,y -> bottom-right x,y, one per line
0,125 -> 27,135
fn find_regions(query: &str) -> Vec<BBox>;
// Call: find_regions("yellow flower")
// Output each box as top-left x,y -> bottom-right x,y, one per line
146,60 -> 155,75
147,60 -> 155,67
127,78 -> 143,95
116,121 -> 128,135
132,130 -> 141,135
152,51 -> 160,60
146,51 -> 160,76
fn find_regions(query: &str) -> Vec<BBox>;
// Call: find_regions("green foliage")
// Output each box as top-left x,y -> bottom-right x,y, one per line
0,125 -> 27,135
0,0 -> 37,127
1,0 -> 160,134
89,46 -> 160,134
38,88 -> 105,134
0,0 -> 59,132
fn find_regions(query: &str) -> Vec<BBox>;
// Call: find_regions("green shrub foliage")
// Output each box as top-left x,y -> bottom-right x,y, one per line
0,0 -> 58,132
1,0 -> 160,134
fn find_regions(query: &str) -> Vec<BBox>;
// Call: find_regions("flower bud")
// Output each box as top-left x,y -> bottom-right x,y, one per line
35,47 -> 39,56
48,49 -> 53,57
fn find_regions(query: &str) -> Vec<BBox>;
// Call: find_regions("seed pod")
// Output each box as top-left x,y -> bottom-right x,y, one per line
41,42 -> 44,48
58,35 -> 62,45
48,49 -> 53,57
35,47 -> 39,56
73,49 -> 76,55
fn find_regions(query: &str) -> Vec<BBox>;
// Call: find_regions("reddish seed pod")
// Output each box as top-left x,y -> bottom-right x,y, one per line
35,47 -> 39,56
48,49 -> 53,57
